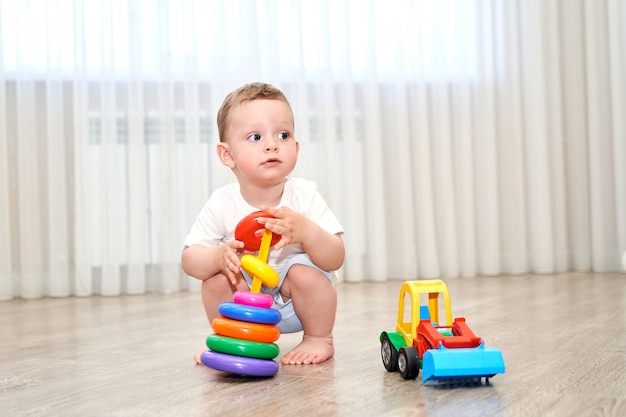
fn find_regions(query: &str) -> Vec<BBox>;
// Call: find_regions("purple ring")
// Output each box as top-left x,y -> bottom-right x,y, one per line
200,350 -> 279,377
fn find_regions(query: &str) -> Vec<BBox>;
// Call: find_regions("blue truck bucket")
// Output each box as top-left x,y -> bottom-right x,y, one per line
421,343 -> 505,384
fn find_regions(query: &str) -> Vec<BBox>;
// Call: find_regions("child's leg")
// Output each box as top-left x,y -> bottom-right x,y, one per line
279,264 -> 337,365
200,273 -> 249,322
195,273 -> 248,364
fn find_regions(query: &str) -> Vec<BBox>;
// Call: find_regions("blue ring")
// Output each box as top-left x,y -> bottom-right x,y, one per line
200,350 -> 279,377
218,302 -> 281,325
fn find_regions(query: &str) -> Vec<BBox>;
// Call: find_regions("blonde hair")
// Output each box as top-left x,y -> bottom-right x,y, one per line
217,82 -> 293,142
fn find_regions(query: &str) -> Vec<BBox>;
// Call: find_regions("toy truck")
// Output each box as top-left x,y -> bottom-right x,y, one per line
379,279 -> 505,384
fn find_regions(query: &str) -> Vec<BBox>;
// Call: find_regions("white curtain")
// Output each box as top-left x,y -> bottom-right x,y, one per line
1,0 -> 624,300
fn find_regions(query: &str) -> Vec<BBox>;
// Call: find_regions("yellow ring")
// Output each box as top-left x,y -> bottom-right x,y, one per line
240,254 -> 280,288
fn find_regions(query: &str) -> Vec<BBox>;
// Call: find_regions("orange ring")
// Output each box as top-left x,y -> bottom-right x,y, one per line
212,317 -> 280,343
235,211 -> 281,251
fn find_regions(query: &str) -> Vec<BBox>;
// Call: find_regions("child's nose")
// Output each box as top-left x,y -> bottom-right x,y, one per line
265,137 -> 278,151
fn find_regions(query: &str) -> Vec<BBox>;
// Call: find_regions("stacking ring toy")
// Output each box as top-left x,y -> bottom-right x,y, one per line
240,254 -> 280,288
212,317 -> 280,343
235,211 -> 281,251
206,334 -> 279,359
201,211 -> 283,378
219,302 -> 281,325
233,290 -> 273,308
200,350 -> 279,377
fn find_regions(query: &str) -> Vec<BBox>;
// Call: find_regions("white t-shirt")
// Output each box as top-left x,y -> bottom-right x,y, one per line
184,177 -> 344,268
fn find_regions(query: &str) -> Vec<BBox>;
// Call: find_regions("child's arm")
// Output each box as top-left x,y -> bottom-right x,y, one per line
257,206 -> 345,272
181,240 -> 245,285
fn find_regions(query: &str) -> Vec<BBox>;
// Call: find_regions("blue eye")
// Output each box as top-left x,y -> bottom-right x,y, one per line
278,132 -> 289,140
247,133 -> 262,142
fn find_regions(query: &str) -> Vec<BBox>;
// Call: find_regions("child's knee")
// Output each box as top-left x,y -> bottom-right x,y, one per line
285,264 -> 332,291
201,274 -> 223,292
202,274 -> 230,297
201,273 -> 243,296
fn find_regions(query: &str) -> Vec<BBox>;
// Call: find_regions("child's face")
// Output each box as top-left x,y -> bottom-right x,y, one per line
220,98 -> 299,186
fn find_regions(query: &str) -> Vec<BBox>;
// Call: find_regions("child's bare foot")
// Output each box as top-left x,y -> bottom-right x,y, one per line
194,349 -> 204,364
281,335 -> 334,365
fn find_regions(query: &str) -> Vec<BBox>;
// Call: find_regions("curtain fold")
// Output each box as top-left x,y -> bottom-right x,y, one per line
0,0 -> 624,299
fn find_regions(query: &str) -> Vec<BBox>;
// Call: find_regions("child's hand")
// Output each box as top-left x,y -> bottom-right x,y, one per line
256,206 -> 312,251
219,240 -> 245,285
256,205 -> 345,272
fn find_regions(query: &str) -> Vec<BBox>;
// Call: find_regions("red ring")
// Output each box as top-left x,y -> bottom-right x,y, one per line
235,211 -> 281,251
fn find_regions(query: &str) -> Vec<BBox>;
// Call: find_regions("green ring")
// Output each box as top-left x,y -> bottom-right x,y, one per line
206,334 -> 280,359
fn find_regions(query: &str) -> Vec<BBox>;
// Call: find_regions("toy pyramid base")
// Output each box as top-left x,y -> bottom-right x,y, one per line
200,350 -> 279,377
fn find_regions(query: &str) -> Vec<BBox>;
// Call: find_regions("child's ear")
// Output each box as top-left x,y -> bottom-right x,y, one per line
216,142 -> 235,168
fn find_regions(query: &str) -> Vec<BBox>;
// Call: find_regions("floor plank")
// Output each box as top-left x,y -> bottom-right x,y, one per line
1,272 -> 625,416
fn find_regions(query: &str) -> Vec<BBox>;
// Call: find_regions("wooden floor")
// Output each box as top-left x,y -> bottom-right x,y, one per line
2,272 -> 625,417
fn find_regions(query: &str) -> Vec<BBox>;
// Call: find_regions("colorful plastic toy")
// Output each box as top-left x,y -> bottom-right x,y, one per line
235,210 -> 281,252
206,334 -> 279,359
233,290 -> 273,308
380,279 -> 505,384
200,211 -> 282,377
218,302 -> 282,325
200,351 -> 280,377
211,317 -> 281,343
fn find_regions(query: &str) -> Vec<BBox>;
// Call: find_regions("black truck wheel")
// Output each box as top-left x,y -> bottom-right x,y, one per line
398,346 -> 420,380
381,333 -> 399,372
